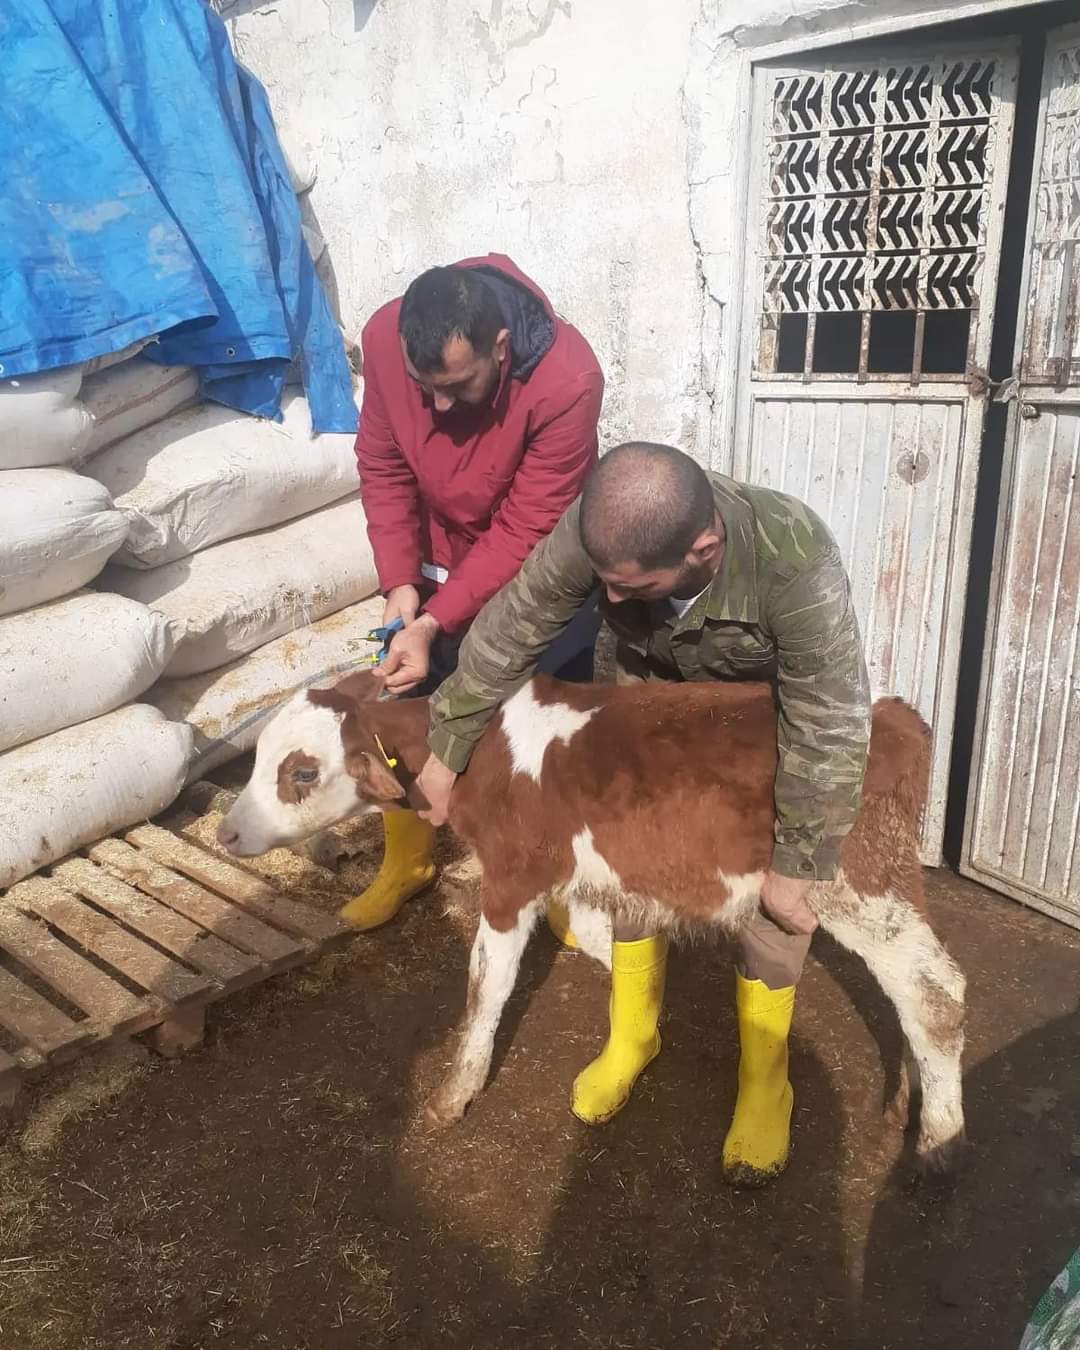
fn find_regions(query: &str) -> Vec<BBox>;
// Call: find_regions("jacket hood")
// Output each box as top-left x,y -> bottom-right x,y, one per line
454,253 -> 556,382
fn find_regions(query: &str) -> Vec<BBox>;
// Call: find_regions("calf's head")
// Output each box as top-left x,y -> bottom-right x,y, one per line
217,678 -> 405,857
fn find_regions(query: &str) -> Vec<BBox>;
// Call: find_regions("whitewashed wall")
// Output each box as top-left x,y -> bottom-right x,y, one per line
221,0 -> 995,466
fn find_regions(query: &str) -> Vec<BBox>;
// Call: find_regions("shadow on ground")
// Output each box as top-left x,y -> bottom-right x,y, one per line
1,861 -> 1078,1350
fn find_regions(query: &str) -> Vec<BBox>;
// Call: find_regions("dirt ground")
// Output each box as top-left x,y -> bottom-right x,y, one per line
2,812 -> 1079,1350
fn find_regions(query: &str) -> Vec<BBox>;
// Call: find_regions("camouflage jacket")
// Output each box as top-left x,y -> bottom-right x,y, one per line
428,473 -> 871,881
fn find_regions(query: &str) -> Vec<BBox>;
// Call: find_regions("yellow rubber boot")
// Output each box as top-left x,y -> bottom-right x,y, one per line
338,810 -> 436,930
571,934 -> 667,1125
722,974 -> 795,1186
546,901 -> 579,950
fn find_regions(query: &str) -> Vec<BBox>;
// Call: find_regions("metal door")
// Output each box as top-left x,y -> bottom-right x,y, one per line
963,23 -> 1080,925
731,40 -> 1019,863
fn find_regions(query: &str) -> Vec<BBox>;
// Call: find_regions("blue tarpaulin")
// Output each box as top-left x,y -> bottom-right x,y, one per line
0,0 -> 355,432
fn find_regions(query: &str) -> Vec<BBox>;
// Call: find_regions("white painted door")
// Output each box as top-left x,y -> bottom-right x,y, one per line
963,23 -> 1080,925
732,40 -> 1019,863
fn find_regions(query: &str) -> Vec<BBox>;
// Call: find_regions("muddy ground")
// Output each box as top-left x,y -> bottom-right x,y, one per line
1,813 -> 1079,1350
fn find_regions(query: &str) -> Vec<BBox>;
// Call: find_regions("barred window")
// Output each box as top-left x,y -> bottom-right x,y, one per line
756,59 -> 1005,380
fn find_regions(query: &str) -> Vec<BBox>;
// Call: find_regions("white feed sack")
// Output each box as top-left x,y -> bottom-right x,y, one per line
80,357 -> 198,460
0,704 -> 193,890
0,365 -> 94,469
150,595 -> 386,780
0,591 -> 174,753
0,469 -> 128,617
86,393 -> 360,568
80,337 -> 155,376
98,496 -> 379,678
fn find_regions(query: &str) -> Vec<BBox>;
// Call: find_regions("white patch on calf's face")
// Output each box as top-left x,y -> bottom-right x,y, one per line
500,680 -> 595,782
221,693 -> 371,856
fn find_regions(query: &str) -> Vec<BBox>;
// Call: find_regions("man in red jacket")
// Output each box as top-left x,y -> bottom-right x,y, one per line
348,254 -> 604,928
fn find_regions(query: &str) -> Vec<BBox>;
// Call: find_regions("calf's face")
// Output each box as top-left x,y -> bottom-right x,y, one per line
217,691 -> 405,857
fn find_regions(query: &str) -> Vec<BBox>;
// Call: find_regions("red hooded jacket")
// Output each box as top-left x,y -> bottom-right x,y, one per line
355,254 -> 603,634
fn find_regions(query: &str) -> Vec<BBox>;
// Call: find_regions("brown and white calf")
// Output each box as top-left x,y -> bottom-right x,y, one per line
220,672 -> 966,1170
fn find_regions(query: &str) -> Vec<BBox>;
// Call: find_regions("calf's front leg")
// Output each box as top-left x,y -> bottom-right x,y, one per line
426,897 -> 541,1126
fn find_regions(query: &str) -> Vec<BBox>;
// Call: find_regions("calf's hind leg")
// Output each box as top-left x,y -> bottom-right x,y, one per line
815,880 -> 966,1172
426,896 -> 542,1126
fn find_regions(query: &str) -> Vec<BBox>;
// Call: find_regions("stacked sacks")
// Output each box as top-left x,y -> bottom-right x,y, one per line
82,120 -> 376,781
0,365 -> 94,470
0,470 -> 127,614
0,341 -> 192,473
148,596 -> 385,779
98,495 -> 377,677
89,389 -> 378,786
81,356 -> 199,459
0,705 -> 192,890
88,393 -> 361,570
0,361 -> 192,889
0,591 -> 173,753
1,131 -> 374,884
84,126 -> 378,783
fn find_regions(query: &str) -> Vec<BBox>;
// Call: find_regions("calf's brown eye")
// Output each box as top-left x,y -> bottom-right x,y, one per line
293,768 -> 319,785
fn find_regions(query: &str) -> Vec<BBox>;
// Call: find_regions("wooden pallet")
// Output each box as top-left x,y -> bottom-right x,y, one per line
0,822 -> 352,1109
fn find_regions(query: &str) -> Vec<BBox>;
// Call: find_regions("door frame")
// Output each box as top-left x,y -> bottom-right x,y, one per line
961,18 -> 1080,922
725,32 -> 1019,862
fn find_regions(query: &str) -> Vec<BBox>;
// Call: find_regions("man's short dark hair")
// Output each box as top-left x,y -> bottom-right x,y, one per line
580,442 -> 716,571
398,267 -> 504,373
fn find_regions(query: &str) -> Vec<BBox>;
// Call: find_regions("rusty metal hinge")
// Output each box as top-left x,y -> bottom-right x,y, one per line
967,365 -> 994,399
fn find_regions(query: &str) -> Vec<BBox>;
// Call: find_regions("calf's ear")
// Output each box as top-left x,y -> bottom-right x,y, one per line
345,747 -> 406,802
331,671 -> 384,705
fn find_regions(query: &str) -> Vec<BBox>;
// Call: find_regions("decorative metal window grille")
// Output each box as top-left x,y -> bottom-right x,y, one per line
755,59 -> 1005,381
1023,39 -> 1080,387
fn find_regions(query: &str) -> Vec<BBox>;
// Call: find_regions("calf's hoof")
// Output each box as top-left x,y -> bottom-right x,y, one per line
916,1128 -> 968,1181
424,1086 -> 470,1128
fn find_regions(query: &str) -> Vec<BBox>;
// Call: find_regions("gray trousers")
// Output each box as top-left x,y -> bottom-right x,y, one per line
737,909 -> 812,990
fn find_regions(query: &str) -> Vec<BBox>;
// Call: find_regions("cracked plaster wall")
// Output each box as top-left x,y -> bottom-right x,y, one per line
224,0 -> 984,466
227,0 -> 709,458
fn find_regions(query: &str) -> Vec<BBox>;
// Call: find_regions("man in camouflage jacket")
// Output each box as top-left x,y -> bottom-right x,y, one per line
407,441 -> 871,1184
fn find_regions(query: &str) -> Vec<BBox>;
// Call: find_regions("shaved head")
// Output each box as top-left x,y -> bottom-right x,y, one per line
579,442 -> 716,571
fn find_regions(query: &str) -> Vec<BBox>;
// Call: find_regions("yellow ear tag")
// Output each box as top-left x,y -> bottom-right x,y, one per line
373,733 -> 398,769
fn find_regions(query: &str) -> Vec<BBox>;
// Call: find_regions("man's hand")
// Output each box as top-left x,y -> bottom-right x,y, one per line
415,753 -> 458,826
382,584 -> 421,628
377,613 -> 439,695
760,870 -> 818,936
